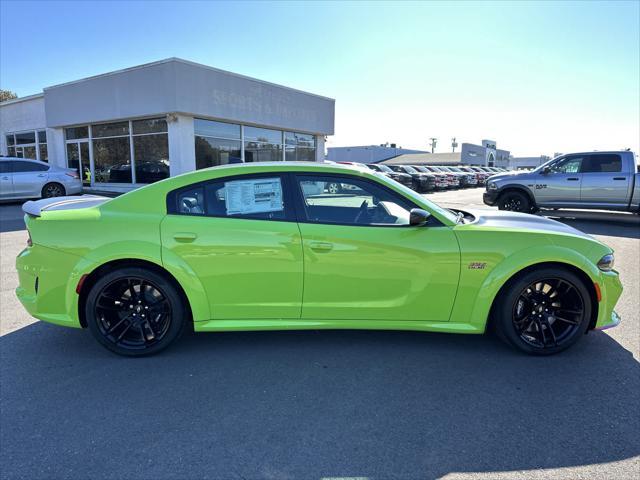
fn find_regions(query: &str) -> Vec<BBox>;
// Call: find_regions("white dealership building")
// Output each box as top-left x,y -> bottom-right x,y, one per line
0,58 -> 335,192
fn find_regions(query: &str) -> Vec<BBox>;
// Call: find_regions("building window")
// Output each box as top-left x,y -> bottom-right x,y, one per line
132,118 -> 169,183
285,131 -> 316,162
244,126 -> 282,163
193,119 -> 317,169
4,130 -> 48,162
195,119 -> 242,169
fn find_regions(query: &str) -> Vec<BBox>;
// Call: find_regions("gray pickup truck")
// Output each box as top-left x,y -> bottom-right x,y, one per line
483,150 -> 639,213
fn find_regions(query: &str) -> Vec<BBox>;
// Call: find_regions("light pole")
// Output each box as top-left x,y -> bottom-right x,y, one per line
429,137 -> 437,153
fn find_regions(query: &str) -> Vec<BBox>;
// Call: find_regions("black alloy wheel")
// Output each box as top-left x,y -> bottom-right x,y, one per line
42,182 -> 65,198
86,267 -> 187,356
498,190 -> 531,212
494,267 -> 591,355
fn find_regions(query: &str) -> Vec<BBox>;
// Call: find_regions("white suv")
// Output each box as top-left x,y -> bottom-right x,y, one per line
0,157 -> 82,201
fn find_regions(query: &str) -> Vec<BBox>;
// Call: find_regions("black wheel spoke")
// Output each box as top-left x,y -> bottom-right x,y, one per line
512,276 -> 585,350
94,275 -> 172,350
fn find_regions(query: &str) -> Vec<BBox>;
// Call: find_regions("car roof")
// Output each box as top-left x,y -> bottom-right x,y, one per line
0,157 -> 48,166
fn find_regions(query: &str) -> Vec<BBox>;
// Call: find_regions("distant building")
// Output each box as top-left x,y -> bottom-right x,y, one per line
509,155 -> 551,170
326,144 -> 428,163
381,139 -> 510,167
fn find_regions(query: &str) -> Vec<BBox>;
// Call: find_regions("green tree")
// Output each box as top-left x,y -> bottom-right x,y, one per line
0,89 -> 18,102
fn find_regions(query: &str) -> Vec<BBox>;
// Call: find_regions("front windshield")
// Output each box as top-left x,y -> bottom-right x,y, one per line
449,167 -> 462,172
403,166 -> 418,173
413,166 -> 428,172
377,164 -> 393,173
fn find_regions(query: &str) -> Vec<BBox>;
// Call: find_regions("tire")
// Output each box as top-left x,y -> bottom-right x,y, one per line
498,190 -> 531,213
85,267 -> 188,356
327,182 -> 341,194
493,267 -> 592,355
41,182 -> 65,198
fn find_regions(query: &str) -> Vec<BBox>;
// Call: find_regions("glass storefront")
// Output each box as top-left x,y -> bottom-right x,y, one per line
5,130 -> 48,161
64,117 -> 169,185
194,118 -> 317,169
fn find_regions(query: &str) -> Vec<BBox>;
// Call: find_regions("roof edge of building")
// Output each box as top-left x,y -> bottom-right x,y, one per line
0,93 -> 45,107
42,57 -> 335,102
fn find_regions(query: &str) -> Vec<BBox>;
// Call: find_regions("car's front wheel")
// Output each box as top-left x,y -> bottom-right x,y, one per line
497,190 -> 531,213
85,267 -> 187,356
493,267 -> 592,355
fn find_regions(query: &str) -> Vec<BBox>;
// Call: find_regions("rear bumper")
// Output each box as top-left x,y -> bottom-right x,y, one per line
483,191 -> 499,206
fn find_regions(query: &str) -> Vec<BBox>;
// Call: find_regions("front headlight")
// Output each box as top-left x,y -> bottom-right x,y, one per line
597,254 -> 615,272
487,181 -> 497,191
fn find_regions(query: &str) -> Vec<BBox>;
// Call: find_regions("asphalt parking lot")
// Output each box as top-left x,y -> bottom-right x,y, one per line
1,188 -> 639,479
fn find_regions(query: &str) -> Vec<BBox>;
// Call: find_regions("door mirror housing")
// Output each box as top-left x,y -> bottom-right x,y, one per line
410,208 -> 431,226
541,166 -> 551,175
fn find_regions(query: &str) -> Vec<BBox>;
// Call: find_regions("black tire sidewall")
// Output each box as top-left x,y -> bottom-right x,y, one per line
85,267 -> 186,356
42,182 -> 65,198
498,191 -> 530,212
495,267 -> 592,355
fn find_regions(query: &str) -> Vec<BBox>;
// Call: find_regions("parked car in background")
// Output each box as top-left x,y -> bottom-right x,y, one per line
366,163 -> 414,189
468,166 -> 491,185
0,157 -> 82,201
388,165 -> 436,192
448,166 -> 479,187
16,162 -> 622,357
413,166 -> 449,190
438,166 -> 473,188
484,150 -> 640,213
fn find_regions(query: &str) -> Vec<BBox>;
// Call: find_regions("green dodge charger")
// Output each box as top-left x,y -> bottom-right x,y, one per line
16,162 -> 622,356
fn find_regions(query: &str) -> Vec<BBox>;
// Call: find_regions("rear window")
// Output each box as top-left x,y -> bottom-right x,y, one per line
581,154 -> 622,173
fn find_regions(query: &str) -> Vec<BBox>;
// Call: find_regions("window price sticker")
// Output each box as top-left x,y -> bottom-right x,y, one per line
225,177 -> 283,215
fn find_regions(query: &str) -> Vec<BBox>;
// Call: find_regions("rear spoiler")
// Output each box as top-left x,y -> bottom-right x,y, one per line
23,195 -> 110,218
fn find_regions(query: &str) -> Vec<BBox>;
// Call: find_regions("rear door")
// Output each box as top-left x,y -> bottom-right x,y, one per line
161,173 -> 303,320
292,173 -> 460,322
11,161 -> 49,198
533,155 -> 583,206
580,153 -> 630,207
0,161 -> 12,198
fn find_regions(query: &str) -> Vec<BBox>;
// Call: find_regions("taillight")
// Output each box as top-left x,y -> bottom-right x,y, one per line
66,171 -> 80,179
27,231 -> 32,247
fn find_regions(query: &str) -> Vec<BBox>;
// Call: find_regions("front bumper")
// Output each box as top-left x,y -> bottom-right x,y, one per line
483,190 -> 499,206
593,270 -> 623,330
596,311 -> 621,331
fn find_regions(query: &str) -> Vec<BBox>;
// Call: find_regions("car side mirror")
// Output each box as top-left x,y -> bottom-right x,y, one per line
409,208 -> 431,226
542,166 -> 551,174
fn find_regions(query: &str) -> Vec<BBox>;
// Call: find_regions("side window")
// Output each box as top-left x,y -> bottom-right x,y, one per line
171,175 -> 288,221
581,154 -> 622,173
0,162 -> 11,174
296,175 -> 415,226
551,156 -> 582,174
12,161 -> 48,173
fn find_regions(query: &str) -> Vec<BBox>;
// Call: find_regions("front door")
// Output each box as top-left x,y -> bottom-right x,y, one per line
292,173 -> 460,322
534,155 -> 583,207
161,173 -> 303,320
66,141 -> 91,186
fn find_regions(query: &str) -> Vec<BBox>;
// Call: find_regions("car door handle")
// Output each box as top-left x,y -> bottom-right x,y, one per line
1,176 -> 8,180
173,232 -> 197,242
309,241 -> 333,252
567,178 -> 580,181
37,174 -> 46,177
613,177 -> 626,180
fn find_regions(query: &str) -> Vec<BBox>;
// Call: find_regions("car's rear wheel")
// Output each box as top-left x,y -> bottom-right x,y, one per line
85,267 -> 187,356
494,267 -> 592,355
42,182 -> 65,198
497,190 -> 531,212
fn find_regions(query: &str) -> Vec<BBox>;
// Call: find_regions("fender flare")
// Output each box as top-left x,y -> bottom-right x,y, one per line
496,183 -> 537,207
67,241 -> 211,326
463,245 -> 599,332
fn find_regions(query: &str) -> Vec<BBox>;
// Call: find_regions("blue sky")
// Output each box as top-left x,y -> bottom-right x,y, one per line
1,0 -> 638,156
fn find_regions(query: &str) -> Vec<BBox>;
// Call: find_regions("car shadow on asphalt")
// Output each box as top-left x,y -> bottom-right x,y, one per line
0,202 -> 26,233
1,323 -> 638,479
543,210 -> 640,239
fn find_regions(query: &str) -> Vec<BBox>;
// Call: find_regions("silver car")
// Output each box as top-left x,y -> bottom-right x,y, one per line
0,157 -> 82,201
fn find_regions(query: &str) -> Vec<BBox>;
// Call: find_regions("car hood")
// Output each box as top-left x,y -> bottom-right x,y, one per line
487,171 -> 528,181
463,208 -> 594,240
